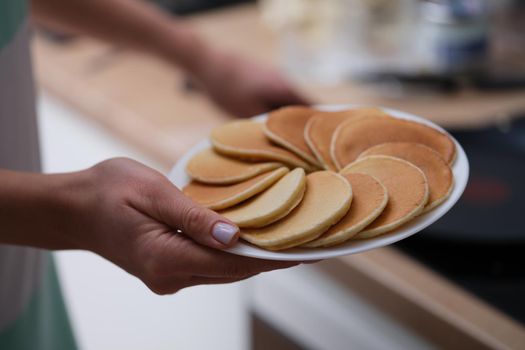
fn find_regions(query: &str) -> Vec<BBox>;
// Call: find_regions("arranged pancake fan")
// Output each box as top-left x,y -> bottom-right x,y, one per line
220,168 -> 306,228
183,167 -> 288,210
304,108 -> 388,170
187,148 -> 282,184
173,105 -> 468,259
332,117 -> 456,169
340,156 -> 429,239
303,173 -> 388,248
241,171 -> 352,250
211,120 -> 315,171
358,142 -> 454,212
264,106 -> 321,167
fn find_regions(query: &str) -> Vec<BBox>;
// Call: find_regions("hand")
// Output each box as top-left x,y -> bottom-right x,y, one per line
192,50 -> 310,117
68,158 -> 298,294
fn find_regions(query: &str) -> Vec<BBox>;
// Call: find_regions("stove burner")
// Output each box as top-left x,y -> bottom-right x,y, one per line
427,114 -> 525,241
398,113 -> 525,326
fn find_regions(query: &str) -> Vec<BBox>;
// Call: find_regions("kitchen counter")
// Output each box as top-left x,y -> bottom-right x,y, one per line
32,4 -> 525,349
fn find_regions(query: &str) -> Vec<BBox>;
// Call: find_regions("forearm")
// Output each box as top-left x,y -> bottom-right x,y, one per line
0,169 -> 88,250
30,0 -> 210,75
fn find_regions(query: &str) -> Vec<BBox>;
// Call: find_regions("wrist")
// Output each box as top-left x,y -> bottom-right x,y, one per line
0,169 -> 92,250
51,169 -> 96,251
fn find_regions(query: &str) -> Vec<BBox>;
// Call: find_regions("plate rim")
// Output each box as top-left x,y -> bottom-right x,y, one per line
168,104 -> 469,261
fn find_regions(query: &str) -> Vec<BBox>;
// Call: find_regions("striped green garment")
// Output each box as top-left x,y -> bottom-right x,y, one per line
0,0 -> 76,349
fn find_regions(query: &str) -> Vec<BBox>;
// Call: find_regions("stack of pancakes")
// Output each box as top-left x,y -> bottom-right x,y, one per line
183,106 -> 456,251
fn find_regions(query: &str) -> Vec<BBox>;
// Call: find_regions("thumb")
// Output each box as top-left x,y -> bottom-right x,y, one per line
265,84 -> 311,111
155,187 -> 240,249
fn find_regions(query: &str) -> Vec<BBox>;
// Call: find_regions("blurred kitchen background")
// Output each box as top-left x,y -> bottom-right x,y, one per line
35,0 -> 525,349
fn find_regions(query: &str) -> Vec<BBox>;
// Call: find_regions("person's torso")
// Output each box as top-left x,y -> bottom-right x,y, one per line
0,0 -> 45,330
0,0 -> 40,172
0,1 -> 76,348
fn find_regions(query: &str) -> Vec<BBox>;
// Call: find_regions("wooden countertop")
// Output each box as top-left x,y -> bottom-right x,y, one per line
33,4 -> 525,349
33,5 -> 525,167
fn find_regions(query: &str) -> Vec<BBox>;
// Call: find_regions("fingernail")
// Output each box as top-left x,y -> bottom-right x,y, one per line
212,222 -> 239,245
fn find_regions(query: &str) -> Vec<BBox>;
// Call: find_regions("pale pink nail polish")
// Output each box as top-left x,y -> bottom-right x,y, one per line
212,222 -> 238,245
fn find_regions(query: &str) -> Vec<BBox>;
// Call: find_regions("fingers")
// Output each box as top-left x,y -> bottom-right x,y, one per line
139,234 -> 299,294
168,195 -> 240,248
164,235 -> 299,278
146,274 -> 259,295
172,274 -> 258,293
233,101 -> 268,119
188,274 -> 258,286
264,82 -> 312,111
141,181 -> 240,249
302,259 -> 322,264
275,87 -> 311,107
273,75 -> 310,101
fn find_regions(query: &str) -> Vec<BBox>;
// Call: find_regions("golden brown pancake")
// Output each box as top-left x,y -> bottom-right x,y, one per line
264,106 -> 320,167
359,142 -> 454,212
303,173 -> 388,247
332,117 -> 456,170
220,168 -> 306,228
186,148 -> 282,184
304,108 -> 388,170
183,167 -> 288,210
211,120 -> 314,171
341,156 -> 429,238
241,171 -> 352,250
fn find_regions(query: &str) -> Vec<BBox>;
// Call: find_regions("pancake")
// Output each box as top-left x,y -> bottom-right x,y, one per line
341,156 -> 428,238
220,168 -> 306,228
186,148 -> 282,184
304,108 -> 388,170
241,171 -> 352,250
303,173 -> 388,247
183,167 -> 288,210
211,120 -> 314,171
264,106 -> 320,166
359,142 -> 454,212
331,117 -> 456,170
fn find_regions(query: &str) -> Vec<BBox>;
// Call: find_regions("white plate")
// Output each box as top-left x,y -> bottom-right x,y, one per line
169,104 -> 469,261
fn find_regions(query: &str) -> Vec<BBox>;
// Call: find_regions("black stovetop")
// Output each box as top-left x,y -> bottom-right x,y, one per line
395,115 -> 525,325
